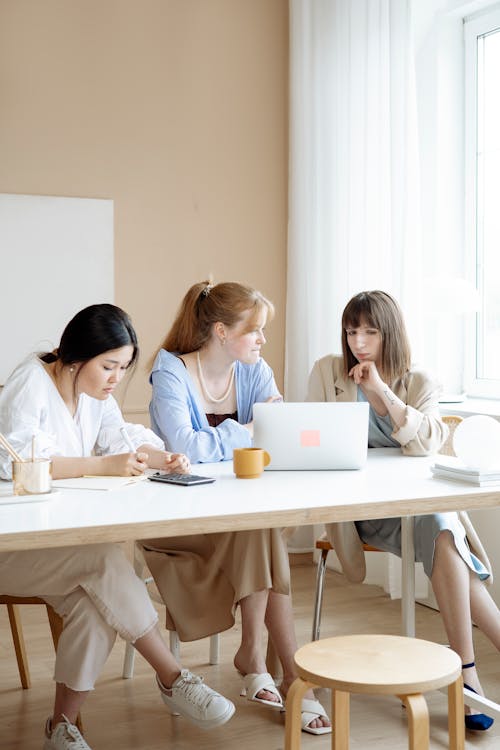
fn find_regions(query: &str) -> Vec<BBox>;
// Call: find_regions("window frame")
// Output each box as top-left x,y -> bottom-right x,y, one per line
464,5 -> 500,398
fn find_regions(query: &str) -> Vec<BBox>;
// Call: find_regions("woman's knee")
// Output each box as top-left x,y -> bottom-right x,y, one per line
434,529 -> 455,553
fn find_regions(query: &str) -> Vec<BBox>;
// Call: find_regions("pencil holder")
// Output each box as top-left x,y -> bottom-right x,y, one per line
12,459 -> 52,495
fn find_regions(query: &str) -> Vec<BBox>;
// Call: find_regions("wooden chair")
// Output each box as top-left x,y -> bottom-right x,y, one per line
2,596 -> 63,689
439,415 -> 463,456
1,595 -> 83,730
285,634 -> 463,750
311,415 -> 464,641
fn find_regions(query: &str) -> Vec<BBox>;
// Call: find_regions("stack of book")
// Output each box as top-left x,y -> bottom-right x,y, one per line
431,455 -> 500,486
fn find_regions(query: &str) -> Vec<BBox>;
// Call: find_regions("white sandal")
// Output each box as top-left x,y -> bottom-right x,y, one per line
240,672 -> 284,710
300,698 -> 332,735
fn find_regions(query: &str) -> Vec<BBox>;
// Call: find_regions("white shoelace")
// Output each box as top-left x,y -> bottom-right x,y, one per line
173,670 -> 218,711
52,716 -> 89,750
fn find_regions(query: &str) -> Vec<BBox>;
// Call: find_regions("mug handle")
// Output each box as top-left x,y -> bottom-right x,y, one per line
263,451 -> 271,467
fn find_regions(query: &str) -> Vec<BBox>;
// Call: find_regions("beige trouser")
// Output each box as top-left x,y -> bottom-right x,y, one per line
0,543 -> 158,691
141,528 -> 291,641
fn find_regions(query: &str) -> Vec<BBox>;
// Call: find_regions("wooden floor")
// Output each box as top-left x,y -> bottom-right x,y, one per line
1,561 -> 499,749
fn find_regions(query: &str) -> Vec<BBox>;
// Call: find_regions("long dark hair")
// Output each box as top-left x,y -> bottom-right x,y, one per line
41,304 -> 139,371
341,290 -> 411,382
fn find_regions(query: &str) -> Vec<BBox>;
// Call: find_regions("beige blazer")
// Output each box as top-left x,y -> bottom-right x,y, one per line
306,354 -> 492,584
307,354 -> 448,456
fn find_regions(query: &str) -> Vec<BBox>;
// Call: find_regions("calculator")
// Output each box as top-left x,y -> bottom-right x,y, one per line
148,472 -> 215,486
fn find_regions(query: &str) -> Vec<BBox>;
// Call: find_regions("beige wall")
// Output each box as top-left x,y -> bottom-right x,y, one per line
0,0 -> 288,422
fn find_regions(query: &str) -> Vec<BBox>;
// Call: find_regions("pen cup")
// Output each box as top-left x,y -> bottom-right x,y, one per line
233,448 -> 271,479
12,459 -> 52,496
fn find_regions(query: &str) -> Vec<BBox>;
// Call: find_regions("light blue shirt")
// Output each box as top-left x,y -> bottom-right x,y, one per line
149,350 -> 280,463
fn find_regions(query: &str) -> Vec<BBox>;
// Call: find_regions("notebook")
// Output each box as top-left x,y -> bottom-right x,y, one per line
252,401 -> 369,471
430,455 -> 500,486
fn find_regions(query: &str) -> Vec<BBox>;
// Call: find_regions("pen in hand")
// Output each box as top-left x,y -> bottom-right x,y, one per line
120,426 -> 138,455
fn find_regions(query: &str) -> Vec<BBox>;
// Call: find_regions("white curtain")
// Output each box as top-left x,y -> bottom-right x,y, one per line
285,0 -> 424,593
286,0 -> 422,402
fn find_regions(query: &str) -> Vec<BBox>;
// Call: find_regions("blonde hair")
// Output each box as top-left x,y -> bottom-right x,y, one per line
150,280 -> 274,363
341,290 -> 411,383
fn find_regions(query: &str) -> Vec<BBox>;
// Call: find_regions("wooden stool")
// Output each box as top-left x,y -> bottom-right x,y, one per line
285,634 -> 464,750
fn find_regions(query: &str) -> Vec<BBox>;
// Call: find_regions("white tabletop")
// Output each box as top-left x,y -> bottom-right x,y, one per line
1,449 -> 500,552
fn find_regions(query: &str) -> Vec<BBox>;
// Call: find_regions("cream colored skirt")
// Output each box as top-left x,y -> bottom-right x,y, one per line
140,528 -> 290,641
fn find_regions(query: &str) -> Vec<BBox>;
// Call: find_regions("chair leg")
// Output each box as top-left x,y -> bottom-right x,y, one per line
447,678 -> 465,750
169,630 -> 180,661
7,603 -> 31,689
401,693 -> 429,750
122,642 -> 136,679
46,605 -> 63,650
332,689 -> 350,750
209,633 -> 220,665
312,548 -> 329,641
284,677 -> 314,750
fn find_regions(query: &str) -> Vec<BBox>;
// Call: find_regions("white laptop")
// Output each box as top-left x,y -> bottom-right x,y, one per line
252,401 -> 369,471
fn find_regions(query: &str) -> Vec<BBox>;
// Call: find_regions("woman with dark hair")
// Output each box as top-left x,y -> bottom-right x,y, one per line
307,290 -> 499,732
142,281 -> 331,736
0,304 -> 235,750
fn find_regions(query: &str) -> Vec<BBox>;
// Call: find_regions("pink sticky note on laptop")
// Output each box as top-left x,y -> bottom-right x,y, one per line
300,429 -> 321,447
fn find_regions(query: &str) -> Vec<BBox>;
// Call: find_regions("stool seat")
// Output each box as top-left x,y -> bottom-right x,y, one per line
285,634 -> 464,750
295,634 -> 461,695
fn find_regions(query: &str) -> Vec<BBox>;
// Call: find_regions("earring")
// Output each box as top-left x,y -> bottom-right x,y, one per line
69,366 -> 75,373
220,338 -> 226,346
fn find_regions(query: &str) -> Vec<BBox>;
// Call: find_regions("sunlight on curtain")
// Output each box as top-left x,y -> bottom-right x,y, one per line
286,0 -> 422,401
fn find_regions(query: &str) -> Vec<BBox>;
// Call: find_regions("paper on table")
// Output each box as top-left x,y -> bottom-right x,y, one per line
52,474 -> 148,491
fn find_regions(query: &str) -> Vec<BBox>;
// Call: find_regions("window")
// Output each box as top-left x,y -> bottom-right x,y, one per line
465,6 -> 500,397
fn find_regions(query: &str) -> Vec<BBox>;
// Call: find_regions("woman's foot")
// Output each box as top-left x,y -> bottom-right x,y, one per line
234,649 -> 282,705
280,677 -> 331,732
462,663 -> 494,731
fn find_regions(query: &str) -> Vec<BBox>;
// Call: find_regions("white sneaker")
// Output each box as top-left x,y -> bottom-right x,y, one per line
43,716 -> 92,750
157,669 -> 235,730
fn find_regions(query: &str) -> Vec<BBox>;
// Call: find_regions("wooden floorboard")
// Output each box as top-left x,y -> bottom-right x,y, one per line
1,562 -> 499,749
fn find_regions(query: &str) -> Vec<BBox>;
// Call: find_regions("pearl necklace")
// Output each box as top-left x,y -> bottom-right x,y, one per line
196,351 -> 235,404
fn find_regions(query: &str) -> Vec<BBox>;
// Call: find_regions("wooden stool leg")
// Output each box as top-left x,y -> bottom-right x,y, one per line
7,603 -> 31,689
45,605 -> 83,734
284,677 -> 315,750
401,694 -> 429,750
447,678 -> 465,750
332,689 -> 350,750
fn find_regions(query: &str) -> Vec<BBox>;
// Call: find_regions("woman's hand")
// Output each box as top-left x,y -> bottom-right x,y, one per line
348,361 -> 384,392
102,452 -> 149,476
137,445 -> 191,474
162,452 -> 191,475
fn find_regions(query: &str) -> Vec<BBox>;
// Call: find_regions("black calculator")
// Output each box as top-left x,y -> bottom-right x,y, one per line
148,472 -> 215,486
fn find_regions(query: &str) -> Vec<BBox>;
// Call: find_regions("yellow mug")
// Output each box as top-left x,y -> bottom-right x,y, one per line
233,448 -> 271,479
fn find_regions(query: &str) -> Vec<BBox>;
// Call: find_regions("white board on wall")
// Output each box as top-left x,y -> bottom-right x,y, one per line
0,194 -> 114,384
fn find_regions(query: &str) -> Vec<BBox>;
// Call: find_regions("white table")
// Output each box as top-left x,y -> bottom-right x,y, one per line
1,448 -> 499,718
1,449 -> 499,551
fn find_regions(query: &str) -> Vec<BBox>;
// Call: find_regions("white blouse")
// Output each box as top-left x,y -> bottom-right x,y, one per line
0,355 -> 163,480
